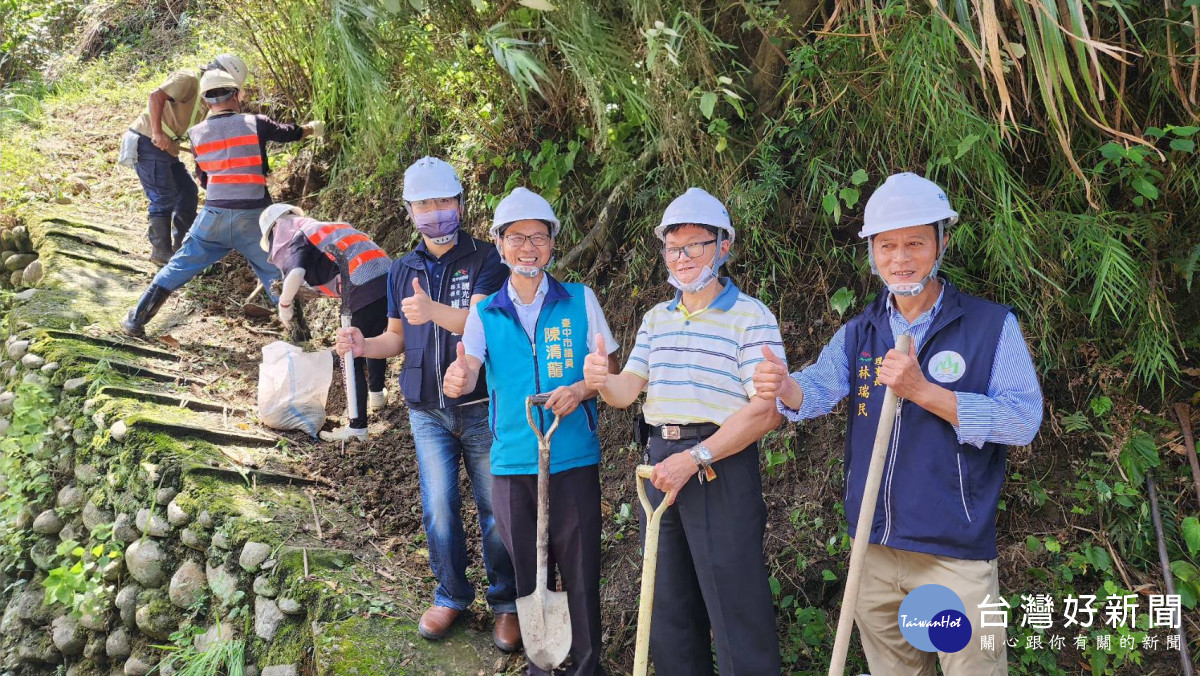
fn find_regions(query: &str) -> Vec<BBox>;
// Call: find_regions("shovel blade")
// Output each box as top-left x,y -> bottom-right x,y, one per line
515,588 -> 572,671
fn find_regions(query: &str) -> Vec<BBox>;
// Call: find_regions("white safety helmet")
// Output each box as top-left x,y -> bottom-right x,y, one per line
259,203 -> 305,251
859,172 -> 958,238
653,187 -> 735,244
860,172 -> 958,297
211,53 -> 248,87
403,156 -> 463,203
199,69 -> 240,103
489,187 -> 561,239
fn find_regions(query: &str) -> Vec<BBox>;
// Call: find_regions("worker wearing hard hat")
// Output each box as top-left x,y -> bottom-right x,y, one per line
120,54 -> 249,266
442,187 -> 619,675
752,172 -> 1044,674
120,68 -> 322,338
334,158 -> 519,653
259,204 -> 391,441
582,187 -> 785,674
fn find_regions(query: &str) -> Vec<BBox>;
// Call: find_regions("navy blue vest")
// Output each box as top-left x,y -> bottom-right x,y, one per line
393,236 -> 504,410
843,280 -> 1011,560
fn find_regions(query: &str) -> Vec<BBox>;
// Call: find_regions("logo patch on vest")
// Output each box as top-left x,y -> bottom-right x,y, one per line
928,350 -> 966,383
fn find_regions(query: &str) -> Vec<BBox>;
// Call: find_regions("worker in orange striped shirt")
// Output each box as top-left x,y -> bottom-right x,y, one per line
122,68 -> 321,338
258,203 -> 392,441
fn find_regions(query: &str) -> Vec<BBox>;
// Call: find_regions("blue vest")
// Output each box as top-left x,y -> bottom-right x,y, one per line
393,236 -> 501,410
478,276 -> 600,475
843,281 -> 1011,560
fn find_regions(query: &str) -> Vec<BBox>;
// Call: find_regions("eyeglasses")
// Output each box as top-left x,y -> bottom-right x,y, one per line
503,233 -> 551,248
662,239 -> 716,262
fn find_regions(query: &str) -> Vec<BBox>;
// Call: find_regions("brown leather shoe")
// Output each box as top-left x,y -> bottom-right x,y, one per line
418,606 -> 461,640
492,612 -> 521,652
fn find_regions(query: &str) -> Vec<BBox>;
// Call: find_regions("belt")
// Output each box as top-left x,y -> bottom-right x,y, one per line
650,423 -> 719,441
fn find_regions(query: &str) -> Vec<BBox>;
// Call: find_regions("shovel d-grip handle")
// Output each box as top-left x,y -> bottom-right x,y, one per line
633,464 -> 673,676
828,333 -> 911,676
526,394 -> 561,592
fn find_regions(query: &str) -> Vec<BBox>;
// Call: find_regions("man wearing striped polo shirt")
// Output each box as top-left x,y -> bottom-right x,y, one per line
583,188 -> 784,674
753,173 -> 1043,674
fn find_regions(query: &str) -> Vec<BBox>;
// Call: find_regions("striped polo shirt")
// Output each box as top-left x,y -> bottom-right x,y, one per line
624,279 -> 786,426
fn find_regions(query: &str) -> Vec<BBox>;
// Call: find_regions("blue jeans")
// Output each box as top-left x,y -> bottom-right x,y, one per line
409,402 -> 516,613
134,135 -> 198,227
151,205 -> 280,302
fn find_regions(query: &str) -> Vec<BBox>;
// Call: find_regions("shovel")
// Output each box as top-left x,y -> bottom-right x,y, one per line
515,392 -> 572,671
633,464 -> 674,676
333,252 -> 359,425
828,333 -> 911,676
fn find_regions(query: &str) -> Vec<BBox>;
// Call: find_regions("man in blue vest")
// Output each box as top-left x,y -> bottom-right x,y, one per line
258,204 -> 390,441
120,68 -> 321,338
443,187 -> 619,675
333,158 -> 519,651
752,172 -> 1043,674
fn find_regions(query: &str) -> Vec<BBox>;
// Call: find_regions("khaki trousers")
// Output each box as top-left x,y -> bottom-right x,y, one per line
854,543 -> 1008,676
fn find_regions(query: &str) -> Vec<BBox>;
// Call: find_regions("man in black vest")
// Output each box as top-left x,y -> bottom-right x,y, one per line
752,173 -> 1043,675
334,157 -> 519,652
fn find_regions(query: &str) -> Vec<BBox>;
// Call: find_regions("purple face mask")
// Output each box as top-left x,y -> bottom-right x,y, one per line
413,208 -> 460,239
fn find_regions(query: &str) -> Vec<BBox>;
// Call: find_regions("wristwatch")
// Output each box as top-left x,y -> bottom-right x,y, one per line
689,443 -> 717,483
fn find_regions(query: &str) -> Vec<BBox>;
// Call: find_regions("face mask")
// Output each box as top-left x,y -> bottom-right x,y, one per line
412,207 -> 460,244
668,263 -> 719,293
497,242 -> 553,278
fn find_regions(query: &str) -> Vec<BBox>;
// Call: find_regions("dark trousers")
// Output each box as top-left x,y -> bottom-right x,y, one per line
494,464 -> 604,676
134,134 -> 198,243
641,437 -> 780,676
348,295 -> 388,429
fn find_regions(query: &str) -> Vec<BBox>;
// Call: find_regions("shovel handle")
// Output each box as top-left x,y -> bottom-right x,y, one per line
828,333 -> 910,676
525,394 -> 561,444
527,395 -> 561,593
633,464 -> 672,676
341,313 -> 359,423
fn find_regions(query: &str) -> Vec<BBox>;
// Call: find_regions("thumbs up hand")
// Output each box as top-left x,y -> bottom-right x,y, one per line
402,277 -> 434,325
752,344 -> 795,403
443,342 -> 470,398
583,333 -> 610,390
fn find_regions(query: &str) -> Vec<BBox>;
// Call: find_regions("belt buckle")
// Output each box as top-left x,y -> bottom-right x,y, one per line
661,425 -> 681,440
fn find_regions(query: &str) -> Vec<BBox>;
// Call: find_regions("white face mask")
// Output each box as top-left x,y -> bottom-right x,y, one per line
497,240 -> 552,278
668,262 -> 719,293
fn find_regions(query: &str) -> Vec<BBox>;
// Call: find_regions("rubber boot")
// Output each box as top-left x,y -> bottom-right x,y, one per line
172,212 -> 193,251
121,284 -> 173,338
147,216 -> 173,266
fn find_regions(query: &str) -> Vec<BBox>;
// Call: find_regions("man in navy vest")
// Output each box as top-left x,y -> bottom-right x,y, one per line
752,172 -> 1043,674
334,158 -> 519,652
120,68 -> 320,338
259,204 -> 390,441
443,187 -> 619,675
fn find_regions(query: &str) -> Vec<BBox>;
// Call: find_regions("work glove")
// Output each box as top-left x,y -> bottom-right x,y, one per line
278,302 -> 294,328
